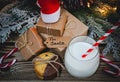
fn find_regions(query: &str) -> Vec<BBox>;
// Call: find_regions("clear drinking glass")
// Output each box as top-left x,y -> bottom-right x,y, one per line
64,36 -> 100,78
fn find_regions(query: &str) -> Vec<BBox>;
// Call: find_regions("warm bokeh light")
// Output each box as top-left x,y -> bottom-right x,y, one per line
112,7 -> 117,11
87,2 -> 91,8
94,3 -> 117,17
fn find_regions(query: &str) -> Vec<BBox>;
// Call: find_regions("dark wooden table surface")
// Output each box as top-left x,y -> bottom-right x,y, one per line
0,0 -> 120,82
0,37 -> 120,82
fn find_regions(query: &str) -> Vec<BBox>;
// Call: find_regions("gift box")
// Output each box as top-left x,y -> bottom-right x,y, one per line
16,27 -> 46,60
36,10 -> 67,36
40,9 -> 89,58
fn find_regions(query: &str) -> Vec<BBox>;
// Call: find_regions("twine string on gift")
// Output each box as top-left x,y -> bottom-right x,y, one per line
46,24 -> 51,35
15,30 -> 34,55
32,55 -> 65,76
0,29 -> 34,69
31,27 -> 44,48
46,14 -> 66,36
15,30 -> 33,49
46,23 -> 53,52
65,20 -> 77,36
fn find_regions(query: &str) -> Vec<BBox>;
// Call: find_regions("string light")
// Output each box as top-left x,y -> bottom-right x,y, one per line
94,3 -> 117,17
87,2 -> 91,8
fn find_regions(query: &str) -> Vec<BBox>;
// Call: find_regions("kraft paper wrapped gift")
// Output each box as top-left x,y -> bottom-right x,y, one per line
40,9 -> 89,57
36,10 -> 67,36
16,27 -> 46,60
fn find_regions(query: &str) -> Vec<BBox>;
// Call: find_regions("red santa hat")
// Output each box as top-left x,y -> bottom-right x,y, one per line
37,0 -> 60,23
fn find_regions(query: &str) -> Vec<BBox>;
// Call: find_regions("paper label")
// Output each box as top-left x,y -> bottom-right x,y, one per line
45,36 -> 71,48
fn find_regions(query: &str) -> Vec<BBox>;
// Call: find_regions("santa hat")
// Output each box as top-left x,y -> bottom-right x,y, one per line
37,0 -> 60,23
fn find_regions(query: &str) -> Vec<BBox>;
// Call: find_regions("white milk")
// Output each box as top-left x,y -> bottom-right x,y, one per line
65,42 -> 100,78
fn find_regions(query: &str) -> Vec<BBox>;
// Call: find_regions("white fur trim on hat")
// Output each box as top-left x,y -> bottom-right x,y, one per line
41,7 -> 60,23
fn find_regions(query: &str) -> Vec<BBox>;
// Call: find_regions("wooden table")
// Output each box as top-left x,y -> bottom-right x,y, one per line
0,0 -> 120,81
0,37 -> 120,82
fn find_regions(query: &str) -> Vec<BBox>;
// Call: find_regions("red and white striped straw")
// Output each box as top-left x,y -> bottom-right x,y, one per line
82,25 -> 119,58
81,23 -> 120,77
0,48 -> 18,68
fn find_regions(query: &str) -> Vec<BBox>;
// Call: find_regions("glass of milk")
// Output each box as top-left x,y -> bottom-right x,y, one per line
64,36 -> 100,78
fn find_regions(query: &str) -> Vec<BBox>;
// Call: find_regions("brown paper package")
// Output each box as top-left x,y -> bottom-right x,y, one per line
40,9 -> 89,58
36,10 -> 67,36
16,27 -> 46,60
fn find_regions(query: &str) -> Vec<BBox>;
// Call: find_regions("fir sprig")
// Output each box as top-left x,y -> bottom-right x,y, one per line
0,1 -> 40,43
73,9 -> 120,61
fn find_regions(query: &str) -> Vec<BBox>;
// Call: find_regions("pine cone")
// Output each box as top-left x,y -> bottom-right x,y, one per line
62,0 -> 95,11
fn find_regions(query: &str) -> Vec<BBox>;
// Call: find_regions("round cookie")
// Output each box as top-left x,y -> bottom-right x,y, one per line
33,52 -> 63,80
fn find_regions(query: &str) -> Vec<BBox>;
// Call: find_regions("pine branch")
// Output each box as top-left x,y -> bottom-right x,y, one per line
94,18 -> 113,31
103,27 -> 120,61
73,10 -> 107,39
0,3 -> 40,43
86,16 -> 105,38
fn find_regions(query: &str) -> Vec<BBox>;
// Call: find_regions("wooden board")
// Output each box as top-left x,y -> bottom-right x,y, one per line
0,38 -> 120,82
